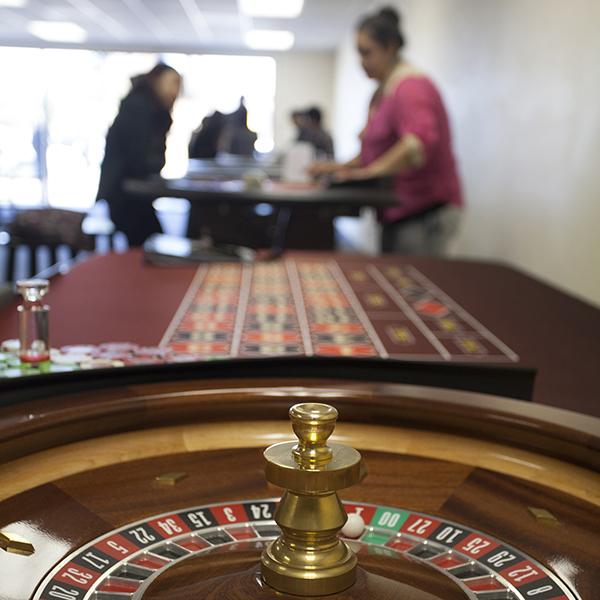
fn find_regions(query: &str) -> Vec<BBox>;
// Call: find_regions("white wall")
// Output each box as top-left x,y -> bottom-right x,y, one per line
333,0 -> 600,307
332,35 -> 375,162
273,51 -> 336,152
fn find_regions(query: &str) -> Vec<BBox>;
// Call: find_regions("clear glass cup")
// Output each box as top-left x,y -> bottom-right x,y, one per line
16,279 -> 50,364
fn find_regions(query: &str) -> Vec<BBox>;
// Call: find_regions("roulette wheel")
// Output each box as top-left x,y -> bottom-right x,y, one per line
0,361 -> 598,600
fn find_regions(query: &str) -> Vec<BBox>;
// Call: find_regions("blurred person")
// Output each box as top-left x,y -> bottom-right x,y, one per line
290,110 -> 306,135
97,63 -> 182,246
299,106 -> 334,158
310,7 -> 463,255
189,110 -> 226,159
290,110 -> 308,142
218,98 -> 257,156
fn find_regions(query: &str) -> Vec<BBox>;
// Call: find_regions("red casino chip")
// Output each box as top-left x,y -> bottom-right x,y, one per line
121,357 -> 166,366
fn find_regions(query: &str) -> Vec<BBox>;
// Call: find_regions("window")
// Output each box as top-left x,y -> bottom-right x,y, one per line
0,47 -> 276,211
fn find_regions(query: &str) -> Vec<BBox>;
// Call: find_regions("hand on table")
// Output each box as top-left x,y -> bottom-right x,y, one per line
306,161 -> 344,178
333,167 -> 375,182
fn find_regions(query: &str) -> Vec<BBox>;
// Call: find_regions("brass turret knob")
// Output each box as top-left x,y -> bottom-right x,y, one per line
261,403 -> 366,596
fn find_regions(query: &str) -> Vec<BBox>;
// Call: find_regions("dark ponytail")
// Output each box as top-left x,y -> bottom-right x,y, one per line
358,6 -> 405,50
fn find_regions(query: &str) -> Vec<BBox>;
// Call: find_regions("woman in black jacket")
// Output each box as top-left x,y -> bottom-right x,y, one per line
97,63 -> 182,246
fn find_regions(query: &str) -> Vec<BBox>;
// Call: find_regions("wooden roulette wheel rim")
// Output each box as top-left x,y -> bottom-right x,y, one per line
0,359 -> 598,599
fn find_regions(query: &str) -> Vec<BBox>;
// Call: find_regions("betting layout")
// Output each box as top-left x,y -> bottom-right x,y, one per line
162,260 -> 519,362
35,499 -> 574,600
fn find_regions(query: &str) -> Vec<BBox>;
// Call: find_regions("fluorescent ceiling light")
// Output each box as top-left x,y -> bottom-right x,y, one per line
244,29 -> 294,51
239,0 -> 303,18
0,0 -> 27,6
27,20 -> 87,43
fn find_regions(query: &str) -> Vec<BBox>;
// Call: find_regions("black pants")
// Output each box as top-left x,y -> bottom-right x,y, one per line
107,194 -> 162,247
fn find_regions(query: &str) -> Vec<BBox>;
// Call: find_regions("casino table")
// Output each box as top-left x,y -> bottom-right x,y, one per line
0,249 -> 599,414
185,157 -> 283,180
123,177 -> 396,249
124,178 -> 396,210
0,250 -> 599,600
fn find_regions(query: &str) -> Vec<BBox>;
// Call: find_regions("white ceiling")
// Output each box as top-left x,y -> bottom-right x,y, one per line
0,0 -> 373,52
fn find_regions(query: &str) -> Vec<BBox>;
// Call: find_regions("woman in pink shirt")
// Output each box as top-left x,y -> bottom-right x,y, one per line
313,7 -> 463,255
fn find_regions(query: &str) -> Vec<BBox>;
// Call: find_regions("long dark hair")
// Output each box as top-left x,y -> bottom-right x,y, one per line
358,6 -> 405,50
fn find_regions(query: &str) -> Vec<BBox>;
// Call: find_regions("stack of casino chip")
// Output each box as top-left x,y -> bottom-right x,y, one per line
0,340 -> 200,378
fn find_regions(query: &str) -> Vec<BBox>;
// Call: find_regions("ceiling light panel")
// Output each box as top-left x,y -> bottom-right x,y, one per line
244,29 -> 294,50
239,0 -> 303,19
0,0 -> 27,7
27,20 -> 87,43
